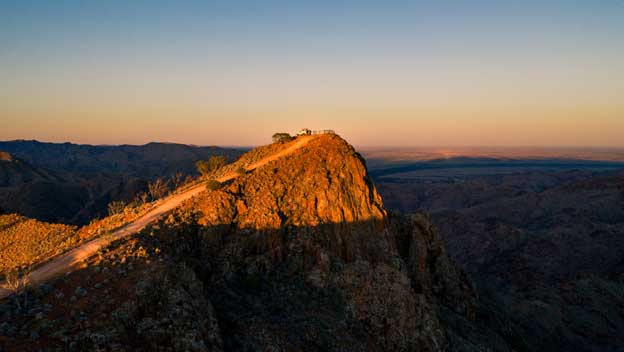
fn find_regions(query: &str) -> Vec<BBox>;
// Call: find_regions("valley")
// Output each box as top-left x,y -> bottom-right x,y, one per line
368,151 -> 624,351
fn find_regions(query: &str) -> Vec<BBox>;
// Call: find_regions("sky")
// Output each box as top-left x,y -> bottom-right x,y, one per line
1,0 -> 623,147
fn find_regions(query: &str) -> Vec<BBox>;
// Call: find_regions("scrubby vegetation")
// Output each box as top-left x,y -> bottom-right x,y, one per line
209,138 -> 299,180
205,180 -> 221,191
170,171 -> 185,190
195,156 -> 227,177
107,201 -> 126,216
147,177 -> 169,200
124,176 -> 180,207
0,214 -> 78,274
272,132 -> 293,143
77,202 -> 157,241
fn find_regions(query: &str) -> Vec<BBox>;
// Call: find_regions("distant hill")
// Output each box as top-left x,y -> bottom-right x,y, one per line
0,140 -> 245,178
0,140 -> 244,224
0,153 -> 62,187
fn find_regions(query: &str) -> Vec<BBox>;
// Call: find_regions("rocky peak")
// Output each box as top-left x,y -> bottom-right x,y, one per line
191,134 -> 387,230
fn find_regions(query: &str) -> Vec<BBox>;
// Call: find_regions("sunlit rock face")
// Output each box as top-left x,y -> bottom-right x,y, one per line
192,134 -> 386,230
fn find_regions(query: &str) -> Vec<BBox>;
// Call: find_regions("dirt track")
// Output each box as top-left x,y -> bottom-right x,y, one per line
0,135 -> 316,298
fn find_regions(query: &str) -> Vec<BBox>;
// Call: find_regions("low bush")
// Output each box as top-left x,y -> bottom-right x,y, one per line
272,133 -> 293,143
205,180 -> 221,191
107,200 -> 126,216
148,178 -> 170,200
196,156 -> 227,176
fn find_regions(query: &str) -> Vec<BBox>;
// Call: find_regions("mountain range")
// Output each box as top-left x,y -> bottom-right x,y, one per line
0,140 -> 244,224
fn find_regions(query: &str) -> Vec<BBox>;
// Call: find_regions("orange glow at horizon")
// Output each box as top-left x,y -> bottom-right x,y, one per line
1,2 -> 623,147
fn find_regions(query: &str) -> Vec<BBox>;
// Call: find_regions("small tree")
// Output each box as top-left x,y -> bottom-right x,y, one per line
183,175 -> 194,186
196,155 -> 227,177
4,269 -> 30,309
135,192 -> 149,205
195,160 -> 210,176
148,178 -> 170,201
170,172 -> 185,190
107,200 -> 126,216
236,167 -> 246,176
206,179 -> 221,191
272,133 -> 293,143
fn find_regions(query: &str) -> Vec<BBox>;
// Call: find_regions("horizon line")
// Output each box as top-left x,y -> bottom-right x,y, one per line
2,138 -> 624,150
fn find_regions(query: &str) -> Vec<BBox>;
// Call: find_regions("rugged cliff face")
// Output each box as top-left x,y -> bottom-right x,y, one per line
0,135 -> 517,351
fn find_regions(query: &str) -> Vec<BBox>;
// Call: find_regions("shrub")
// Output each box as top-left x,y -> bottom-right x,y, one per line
205,179 -> 221,191
170,172 -> 185,190
236,167 -> 246,175
4,269 -> 29,293
148,178 -> 170,200
272,133 -> 293,143
133,192 -> 149,206
196,155 -> 227,176
107,200 -> 126,216
4,268 -> 30,308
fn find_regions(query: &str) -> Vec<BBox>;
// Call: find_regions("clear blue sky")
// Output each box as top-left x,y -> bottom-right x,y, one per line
1,1 -> 623,146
